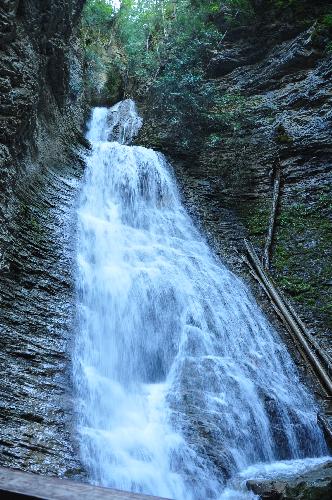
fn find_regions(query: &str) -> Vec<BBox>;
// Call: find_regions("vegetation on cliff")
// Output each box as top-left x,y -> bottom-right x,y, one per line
81,0 -> 119,102
81,0 -> 332,174
81,0 -> 332,340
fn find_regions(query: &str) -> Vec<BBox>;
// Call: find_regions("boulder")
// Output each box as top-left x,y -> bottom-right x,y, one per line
247,461 -> 332,499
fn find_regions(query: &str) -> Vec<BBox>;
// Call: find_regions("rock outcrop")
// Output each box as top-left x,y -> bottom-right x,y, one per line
247,460 -> 332,499
0,0 -> 86,477
190,11 -> 332,348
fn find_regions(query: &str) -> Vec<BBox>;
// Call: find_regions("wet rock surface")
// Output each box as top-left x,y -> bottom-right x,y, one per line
0,159 -> 84,476
179,19 -> 332,347
247,460 -> 332,499
0,0 -> 331,490
0,0 -> 86,477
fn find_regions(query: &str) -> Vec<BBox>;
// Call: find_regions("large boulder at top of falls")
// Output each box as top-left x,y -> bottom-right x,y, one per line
246,460 -> 332,499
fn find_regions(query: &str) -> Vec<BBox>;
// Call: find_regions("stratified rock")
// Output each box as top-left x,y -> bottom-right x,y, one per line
0,0 -> 86,479
138,1 -> 332,459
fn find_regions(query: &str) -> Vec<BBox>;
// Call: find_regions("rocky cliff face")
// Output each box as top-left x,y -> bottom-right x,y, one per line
0,0 -> 86,477
203,6 -> 332,344
136,5 -> 332,461
0,0 -> 330,487
138,1 -> 332,364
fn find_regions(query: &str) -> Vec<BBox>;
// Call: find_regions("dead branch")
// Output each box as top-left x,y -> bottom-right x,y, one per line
263,160 -> 281,270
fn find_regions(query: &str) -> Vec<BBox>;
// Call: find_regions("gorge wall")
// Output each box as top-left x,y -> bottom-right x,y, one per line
0,0 -> 86,477
138,0 -> 332,365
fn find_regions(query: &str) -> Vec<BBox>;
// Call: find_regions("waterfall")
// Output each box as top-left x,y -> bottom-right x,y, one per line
74,100 -> 328,499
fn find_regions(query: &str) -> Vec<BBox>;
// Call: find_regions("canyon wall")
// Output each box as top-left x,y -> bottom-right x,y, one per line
138,1 -> 332,362
0,0 -> 86,477
0,0 -> 331,484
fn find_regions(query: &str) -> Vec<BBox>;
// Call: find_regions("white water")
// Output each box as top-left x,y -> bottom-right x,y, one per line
74,101 -> 328,499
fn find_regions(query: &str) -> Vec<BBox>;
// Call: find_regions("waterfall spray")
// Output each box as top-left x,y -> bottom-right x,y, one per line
74,101 -> 327,499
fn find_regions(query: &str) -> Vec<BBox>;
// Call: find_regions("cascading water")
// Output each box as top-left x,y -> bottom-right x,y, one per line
74,100 -> 328,499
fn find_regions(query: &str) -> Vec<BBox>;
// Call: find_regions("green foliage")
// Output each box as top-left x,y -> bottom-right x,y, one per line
322,13 -> 332,29
274,0 -> 297,8
105,62 -> 124,102
81,1 -> 117,101
80,1 -> 256,135
82,0 -> 114,42
115,1 -> 219,91
80,0 -> 332,331
111,1 -> 253,148
222,0 -> 254,24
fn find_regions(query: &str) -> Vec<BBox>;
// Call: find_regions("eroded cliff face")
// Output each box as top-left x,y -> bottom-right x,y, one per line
138,2 -> 332,361
203,9 -> 332,344
0,0 -> 86,477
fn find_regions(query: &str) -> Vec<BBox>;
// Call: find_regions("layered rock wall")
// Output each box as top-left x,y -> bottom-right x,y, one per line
139,1 -> 332,358
0,0 -> 86,476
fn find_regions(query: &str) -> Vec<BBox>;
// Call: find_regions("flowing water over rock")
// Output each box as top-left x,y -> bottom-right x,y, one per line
74,100 -> 328,499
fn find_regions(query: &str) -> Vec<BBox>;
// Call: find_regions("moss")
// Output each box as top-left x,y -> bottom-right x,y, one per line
206,133 -> 222,148
278,276 -> 312,296
240,186 -> 332,327
274,245 -> 290,271
246,204 -> 270,237
240,200 -> 271,250
204,93 -> 249,131
19,201 -> 29,217
314,11 -> 332,50
325,41 -> 332,53
29,218 -> 42,234
272,193 -> 332,328
321,13 -> 332,30
277,134 -> 293,144
18,202 -> 44,239
64,467 -> 86,478
320,301 -> 332,329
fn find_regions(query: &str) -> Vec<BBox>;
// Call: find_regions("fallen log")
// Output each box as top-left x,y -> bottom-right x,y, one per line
244,239 -> 332,397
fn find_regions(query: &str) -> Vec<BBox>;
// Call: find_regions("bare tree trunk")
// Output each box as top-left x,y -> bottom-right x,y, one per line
263,160 -> 281,270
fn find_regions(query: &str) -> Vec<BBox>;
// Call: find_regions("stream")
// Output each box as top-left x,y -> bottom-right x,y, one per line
73,100 -> 328,499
